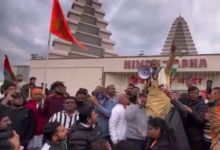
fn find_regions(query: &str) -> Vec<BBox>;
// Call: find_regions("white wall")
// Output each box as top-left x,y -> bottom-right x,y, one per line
29,67 -> 103,95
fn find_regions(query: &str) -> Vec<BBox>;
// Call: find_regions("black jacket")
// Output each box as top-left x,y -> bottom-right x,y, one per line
68,121 -> 102,150
165,100 -> 190,150
4,106 -> 36,145
42,141 -> 67,150
147,136 -> 178,150
185,99 -> 207,142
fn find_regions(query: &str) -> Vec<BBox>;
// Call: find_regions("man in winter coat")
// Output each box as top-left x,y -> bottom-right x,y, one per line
68,106 -> 101,150
41,122 -> 68,150
165,92 -> 191,150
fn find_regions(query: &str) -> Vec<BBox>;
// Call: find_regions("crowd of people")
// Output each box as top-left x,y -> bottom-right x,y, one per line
0,73 -> 220,150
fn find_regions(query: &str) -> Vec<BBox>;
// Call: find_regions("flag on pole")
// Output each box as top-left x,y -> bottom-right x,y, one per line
50,0 -> 87,50
161,59 -> 179,73
3,55 -> 16,87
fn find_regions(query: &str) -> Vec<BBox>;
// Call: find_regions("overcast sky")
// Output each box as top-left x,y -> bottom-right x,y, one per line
0,0 -> 220,80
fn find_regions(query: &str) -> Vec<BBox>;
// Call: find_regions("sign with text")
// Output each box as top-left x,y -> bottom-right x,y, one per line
124,58 -> 207,69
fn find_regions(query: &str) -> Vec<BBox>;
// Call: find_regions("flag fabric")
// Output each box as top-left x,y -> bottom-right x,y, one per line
161,59 -> 179,73
50,0 -> 87,50
2,55 -> 16,90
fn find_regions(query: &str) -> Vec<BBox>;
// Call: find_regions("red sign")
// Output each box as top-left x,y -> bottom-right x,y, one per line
129,76 -> 145,84
124,58 -> 207,69
128,76 -> 203,85
178,77 -> 203,85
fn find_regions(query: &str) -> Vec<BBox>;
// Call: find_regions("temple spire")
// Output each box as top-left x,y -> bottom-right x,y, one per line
49,0 -> 117,59
161,16 -> 198,56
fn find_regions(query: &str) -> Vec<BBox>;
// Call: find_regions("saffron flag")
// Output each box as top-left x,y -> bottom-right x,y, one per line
50,0 -> 87,50
1,55 -> 16,92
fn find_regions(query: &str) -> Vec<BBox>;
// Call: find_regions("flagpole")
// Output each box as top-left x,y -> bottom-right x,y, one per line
41,33 -> 52,108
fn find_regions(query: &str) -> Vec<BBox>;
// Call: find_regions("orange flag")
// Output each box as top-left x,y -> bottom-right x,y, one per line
50,0 -> 87,50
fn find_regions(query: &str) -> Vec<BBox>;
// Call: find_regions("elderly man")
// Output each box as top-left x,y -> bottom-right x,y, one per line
143,41 -> 176,118
109,92 -> 129,145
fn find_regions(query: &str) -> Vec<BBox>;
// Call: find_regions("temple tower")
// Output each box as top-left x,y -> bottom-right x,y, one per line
50,0 -> 117,58
161,16 -> 198,56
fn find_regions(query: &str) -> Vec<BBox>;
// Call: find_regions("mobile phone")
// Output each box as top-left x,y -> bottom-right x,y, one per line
206,80 -> 213,94
186,76 -> 192,85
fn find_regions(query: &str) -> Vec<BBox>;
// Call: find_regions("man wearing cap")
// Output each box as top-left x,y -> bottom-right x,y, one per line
143,41 -> 176,119
25,88 -> 44,150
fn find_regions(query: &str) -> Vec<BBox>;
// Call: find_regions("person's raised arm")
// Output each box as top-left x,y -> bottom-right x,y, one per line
165,90 -> 188,118
165,40 -> 176,75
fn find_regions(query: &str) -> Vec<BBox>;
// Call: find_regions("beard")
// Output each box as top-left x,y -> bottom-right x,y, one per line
55,90 -> 63,95
76,100 -> 84,105
17,79 -> 23,82
13,103 -> 23,107
126,91 -> 132,96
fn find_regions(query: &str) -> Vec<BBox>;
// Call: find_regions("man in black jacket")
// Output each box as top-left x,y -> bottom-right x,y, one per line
68,106 -> 101,150
0,92 -> 36,150
179,86 -> 207,150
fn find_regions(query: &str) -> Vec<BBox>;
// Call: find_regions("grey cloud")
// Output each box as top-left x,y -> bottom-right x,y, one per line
0,0 -> 220,80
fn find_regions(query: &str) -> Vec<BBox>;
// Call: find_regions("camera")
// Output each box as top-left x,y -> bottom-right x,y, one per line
11,92 -> 23,99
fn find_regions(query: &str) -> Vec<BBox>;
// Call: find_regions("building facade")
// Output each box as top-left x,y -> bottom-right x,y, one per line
29,54 -> 220,95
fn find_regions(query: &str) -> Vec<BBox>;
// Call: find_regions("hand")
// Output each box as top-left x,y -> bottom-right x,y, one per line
5,91 -> 14,101
164,89 -> 173,100
0,116 -> 11,128
159,84 -> 167,91
183,105 -> 192,113
1,92 -> 14,105
171,40 -> 176,52
173,92 -> 181,100
186,82 -> 192,88
13,81 -> 17,85
88,96 -> 99,106
204,113 -> 209,121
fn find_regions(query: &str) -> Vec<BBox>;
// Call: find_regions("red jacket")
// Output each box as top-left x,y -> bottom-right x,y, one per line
25,101 -> 44,135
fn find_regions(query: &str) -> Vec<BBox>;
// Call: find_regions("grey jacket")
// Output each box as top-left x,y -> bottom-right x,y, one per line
165,100 -> 191,150
125,104 -> 149,140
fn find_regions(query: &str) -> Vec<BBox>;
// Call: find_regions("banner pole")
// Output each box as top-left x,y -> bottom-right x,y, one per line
41,33 -> 52,108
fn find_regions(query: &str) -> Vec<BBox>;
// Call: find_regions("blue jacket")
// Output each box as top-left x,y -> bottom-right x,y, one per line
95,99 -> 115,137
